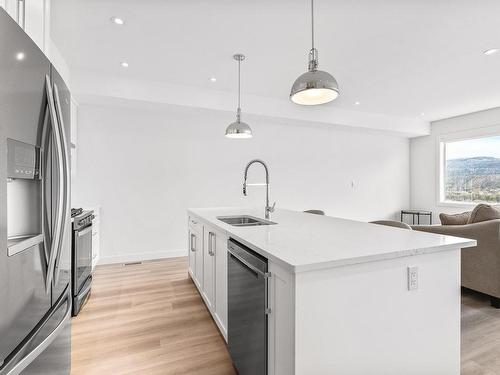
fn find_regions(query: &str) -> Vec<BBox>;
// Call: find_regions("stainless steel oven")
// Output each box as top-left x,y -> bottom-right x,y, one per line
71,209 -> 93,316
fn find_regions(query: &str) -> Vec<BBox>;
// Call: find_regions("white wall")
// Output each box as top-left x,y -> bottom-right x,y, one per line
410,107 -> 500,221
72,99 -> 410,264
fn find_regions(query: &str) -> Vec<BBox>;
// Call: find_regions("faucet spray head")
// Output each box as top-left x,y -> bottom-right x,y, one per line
243,182 -> 247,196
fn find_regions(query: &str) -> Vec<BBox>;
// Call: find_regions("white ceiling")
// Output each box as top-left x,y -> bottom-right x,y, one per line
51,0 -> 500,123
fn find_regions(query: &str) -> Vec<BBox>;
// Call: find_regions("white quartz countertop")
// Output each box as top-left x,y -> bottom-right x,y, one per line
188,207 -> 477,273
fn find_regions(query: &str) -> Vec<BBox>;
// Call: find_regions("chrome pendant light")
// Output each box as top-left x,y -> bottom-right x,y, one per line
290,0 -> 339,105
225,54 -> 252,139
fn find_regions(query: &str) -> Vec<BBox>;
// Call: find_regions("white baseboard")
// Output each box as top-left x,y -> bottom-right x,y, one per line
98,249 -> 187,265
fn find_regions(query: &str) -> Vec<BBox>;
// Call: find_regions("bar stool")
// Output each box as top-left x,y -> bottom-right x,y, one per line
303,209 -> 325,215
370,220 -> 412,230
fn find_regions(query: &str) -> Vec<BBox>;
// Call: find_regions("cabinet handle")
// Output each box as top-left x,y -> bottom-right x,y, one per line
207,232 -> 211,256
207,232 -> 212,255
190,233 -> 196,252
208,232 -> 216,256
211,232 -> 216,256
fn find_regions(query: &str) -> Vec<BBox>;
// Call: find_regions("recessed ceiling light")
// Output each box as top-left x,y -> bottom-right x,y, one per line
483,48 -> 499,56
15,52 -> 25,61
355,101 -> 360,105
210,77 -> 217,82
110,17 -> 124,25
420,112 -> 425,116
121,61 -> 129,68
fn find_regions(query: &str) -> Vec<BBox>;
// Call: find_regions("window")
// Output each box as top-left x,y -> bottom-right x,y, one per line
440,135 -> 500,204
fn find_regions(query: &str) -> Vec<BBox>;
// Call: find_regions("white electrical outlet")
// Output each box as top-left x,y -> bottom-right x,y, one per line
407,266 -> 418,291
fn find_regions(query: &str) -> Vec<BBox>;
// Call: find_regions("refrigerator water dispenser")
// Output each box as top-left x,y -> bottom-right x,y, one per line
6,139 -> 43,257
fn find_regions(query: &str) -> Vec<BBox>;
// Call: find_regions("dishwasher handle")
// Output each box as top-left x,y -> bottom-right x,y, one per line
228,248 -> 267,277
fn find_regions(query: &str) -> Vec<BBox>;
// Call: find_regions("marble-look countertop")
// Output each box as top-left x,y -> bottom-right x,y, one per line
188,207 -> 477,273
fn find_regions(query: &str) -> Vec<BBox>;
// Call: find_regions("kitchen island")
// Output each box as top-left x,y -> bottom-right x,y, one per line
187,207 -> 476,375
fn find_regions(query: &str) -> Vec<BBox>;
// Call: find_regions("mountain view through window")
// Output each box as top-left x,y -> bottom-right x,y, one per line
444,135 -> 500,203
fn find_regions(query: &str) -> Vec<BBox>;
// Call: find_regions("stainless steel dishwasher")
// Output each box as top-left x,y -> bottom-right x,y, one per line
227,239 -> 270,375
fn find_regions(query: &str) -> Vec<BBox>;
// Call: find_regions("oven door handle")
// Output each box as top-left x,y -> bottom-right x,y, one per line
76,226 -> 93,237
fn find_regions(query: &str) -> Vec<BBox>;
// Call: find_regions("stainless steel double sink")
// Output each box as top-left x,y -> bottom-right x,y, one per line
217,215 -> 276,227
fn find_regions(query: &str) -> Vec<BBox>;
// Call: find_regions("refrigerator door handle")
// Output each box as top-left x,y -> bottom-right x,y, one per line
40,109 -> 51,267
52,83 -> 70,286
0,287 -> 71,375
44,75 -> 65,293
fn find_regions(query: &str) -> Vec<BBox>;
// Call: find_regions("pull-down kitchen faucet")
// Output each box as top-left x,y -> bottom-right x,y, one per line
243,159 -> 275,219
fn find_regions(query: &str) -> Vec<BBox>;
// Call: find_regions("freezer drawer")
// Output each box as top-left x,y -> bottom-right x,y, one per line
0,286 -> 71,375
22,289 -> 71,375
0,244 -> 51,368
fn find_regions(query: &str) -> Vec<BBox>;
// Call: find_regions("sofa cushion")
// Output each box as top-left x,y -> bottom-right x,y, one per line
439,211 -> 471,225
467,204 -> 500,224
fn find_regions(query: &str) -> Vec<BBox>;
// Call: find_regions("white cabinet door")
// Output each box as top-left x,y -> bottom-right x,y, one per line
2,0 -> 19,24
187,216 -> 228,341
202,227 -> 216,311
2,0 -> 47,53
188,228 -> 197,279
214,229 -> 228,338
89,206 -> 100,270
194,227 -> 203,288
188,217 -> 203,287
24,0 -> 45,51
189,226 -> 203,287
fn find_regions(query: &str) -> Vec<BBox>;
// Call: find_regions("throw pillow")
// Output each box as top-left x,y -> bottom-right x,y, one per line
439,211 -> 471,225
467,204 -> 500,224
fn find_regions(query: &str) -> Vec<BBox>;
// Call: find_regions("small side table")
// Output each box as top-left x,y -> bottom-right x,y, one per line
401,210 -> 432,225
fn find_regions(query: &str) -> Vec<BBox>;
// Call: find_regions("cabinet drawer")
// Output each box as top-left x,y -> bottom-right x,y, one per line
188,216 -> 202,233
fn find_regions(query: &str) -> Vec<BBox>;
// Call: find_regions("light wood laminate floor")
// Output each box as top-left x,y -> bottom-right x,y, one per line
72,257 -> 500,374
462,289 -> 500,375
71,257 -> 235,375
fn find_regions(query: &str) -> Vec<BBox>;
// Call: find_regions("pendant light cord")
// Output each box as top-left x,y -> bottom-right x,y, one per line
308,0 -> 318,71
311,0 -> 314,50
237,57 -> 241,121
238,58 -> 241,110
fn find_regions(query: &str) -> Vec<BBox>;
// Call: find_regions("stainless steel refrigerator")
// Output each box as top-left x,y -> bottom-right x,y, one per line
0,8 -> 72,375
